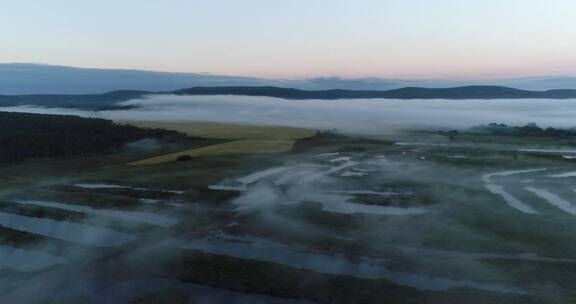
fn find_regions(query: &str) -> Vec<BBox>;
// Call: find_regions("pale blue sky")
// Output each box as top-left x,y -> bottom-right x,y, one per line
2,0 -> 576,79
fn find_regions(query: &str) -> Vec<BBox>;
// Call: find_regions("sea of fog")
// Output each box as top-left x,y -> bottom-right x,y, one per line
3,95 -> 576,134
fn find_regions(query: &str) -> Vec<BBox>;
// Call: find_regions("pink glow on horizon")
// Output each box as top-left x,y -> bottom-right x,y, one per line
79,60 -> 576,81
5,0 -> 575,81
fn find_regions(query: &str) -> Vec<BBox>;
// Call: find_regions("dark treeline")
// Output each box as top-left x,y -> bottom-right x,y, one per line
174,85 -> 576,100
0,111 -> 182,162
3,86 -> 576,110
466,123 -> 576,137
0,90 -> 147,110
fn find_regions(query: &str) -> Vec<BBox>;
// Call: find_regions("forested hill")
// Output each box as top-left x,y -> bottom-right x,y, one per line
1,86 -> 576,110
0,90 -> 148,110
173,86 -> 576,99
0,111 -> 182,162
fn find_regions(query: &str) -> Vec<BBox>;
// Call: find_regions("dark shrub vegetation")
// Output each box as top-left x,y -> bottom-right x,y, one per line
0,111 -> 183,162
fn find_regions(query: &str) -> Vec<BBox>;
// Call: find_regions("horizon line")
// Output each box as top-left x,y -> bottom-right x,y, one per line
3,62 -> 576,83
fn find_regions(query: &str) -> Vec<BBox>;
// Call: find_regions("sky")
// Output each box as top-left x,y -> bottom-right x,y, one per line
2,0 -> 576,79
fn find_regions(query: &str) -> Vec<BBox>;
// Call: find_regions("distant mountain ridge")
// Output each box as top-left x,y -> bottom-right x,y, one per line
2,63 -> 576,95
0,90 -> 149,110
0,63 -> 274,95
173,86 -> 576,99
1,86 -> 576,110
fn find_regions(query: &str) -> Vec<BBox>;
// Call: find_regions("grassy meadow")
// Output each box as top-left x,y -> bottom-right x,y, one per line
119,121 -> 315,140
119,121 -> 315,165
3,119 -> 576,303
128,139 -> 297,166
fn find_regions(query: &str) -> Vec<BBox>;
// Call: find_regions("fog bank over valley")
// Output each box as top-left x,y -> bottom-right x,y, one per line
3,95 -> 576,134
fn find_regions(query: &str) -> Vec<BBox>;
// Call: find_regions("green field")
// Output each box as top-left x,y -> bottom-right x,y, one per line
128,139 -> 297,165
120,120 -> 315,140
119,121 -> 315,166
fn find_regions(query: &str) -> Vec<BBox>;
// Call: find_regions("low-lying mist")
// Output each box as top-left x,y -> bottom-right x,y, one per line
3,95 -> 576,134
